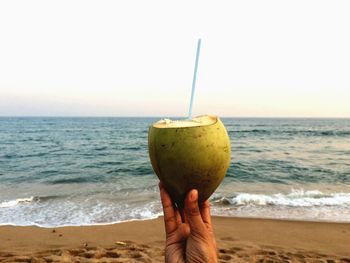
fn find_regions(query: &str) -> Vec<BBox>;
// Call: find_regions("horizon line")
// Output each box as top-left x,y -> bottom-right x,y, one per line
0,115 -> 350,119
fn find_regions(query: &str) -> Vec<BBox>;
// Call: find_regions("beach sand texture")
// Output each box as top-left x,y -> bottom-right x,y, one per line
0,217 -> 349,263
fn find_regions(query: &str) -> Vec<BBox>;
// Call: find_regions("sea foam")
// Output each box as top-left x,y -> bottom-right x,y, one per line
226,189 -> 350,207
0,197 -> 34,208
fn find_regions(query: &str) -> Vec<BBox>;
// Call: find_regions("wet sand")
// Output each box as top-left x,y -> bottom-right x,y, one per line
0,216 -> 349,262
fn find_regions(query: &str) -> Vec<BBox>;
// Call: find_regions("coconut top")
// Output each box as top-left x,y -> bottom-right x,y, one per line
153,115 -> 217,128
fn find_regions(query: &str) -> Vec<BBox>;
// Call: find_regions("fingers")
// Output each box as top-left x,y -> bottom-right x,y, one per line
199,200 -> 212,226
184,189 -> 206,234
160,183 -> 213,239
159,183 -> 178,235
174,207 -> 183,226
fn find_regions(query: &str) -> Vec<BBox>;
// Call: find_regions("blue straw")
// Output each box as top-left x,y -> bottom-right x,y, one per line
188,38 -> 201,120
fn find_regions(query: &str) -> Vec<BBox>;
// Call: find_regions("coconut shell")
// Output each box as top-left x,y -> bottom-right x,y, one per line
148,115 -> 231,208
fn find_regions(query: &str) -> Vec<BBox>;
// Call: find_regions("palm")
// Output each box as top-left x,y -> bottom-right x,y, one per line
185,227 -> 217,262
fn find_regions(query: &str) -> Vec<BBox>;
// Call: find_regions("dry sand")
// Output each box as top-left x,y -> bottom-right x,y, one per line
0,216 -> 349,262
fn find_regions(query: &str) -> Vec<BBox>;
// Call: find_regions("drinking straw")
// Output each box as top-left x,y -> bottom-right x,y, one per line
188,38 -> 201,120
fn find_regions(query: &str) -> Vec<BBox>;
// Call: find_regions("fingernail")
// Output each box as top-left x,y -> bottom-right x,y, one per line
190,189 -> 198,201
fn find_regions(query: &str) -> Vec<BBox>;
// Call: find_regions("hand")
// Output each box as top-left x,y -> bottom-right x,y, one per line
159,183 -> 218,263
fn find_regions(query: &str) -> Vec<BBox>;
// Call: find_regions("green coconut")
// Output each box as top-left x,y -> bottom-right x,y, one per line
148,115 -> 231,208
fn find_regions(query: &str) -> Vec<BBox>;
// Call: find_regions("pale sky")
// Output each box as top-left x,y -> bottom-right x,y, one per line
0,0 -> 349,117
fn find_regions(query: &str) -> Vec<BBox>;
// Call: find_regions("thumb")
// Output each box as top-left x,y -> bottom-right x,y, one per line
184,189 -> 206,235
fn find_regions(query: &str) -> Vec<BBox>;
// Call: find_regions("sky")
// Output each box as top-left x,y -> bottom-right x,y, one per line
0,0 -> 349,117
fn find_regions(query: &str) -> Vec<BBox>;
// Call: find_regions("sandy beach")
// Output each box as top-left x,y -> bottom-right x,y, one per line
0,216 -> 349,262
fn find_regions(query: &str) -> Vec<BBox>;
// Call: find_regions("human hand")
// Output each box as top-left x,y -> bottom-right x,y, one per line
159,183 -> 218,263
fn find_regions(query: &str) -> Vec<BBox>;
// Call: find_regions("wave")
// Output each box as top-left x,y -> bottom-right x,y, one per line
2,189 -> 350,226
121,146 -> 142,151
48,177 -> 94,184
301,130 -> 350,136
0,197 -> 34,208
105,166 -> 154,176
0,195 -> 65,208
214,189 -> 350,207
233,129 -> 350,137
236,129 -> 270,133
0,197 -> 163,227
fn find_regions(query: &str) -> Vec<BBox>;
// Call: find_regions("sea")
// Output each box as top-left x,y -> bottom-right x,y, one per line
0,117 -> 350,227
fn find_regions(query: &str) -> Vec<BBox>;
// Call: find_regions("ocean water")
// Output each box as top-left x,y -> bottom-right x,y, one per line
0,117 -> 350,227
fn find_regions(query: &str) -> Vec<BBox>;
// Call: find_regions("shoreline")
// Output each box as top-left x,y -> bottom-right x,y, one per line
1,214 -> 350,228
1,216 -> 349,262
